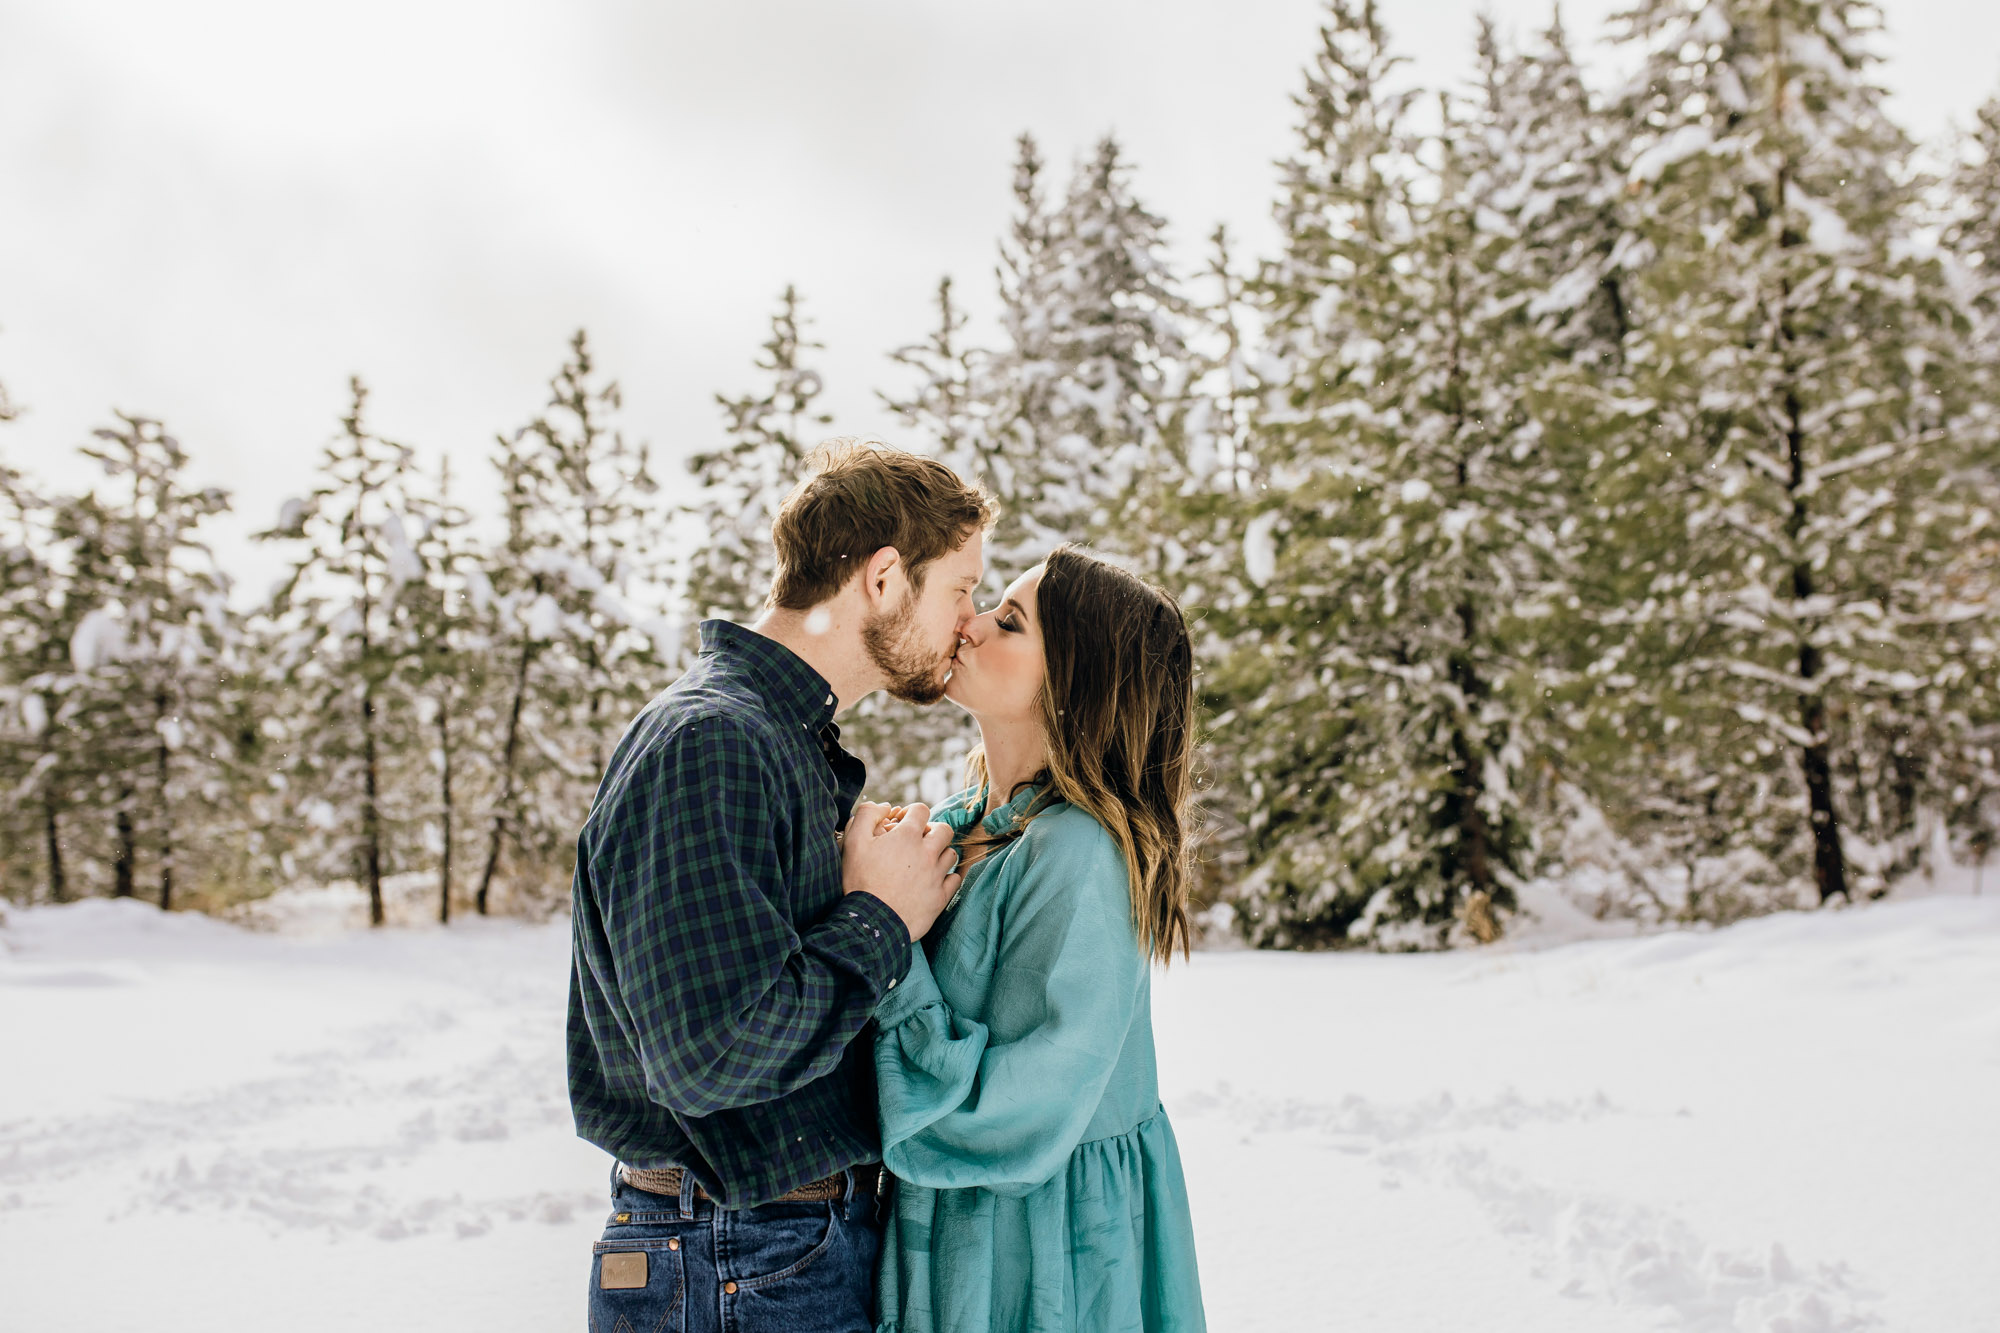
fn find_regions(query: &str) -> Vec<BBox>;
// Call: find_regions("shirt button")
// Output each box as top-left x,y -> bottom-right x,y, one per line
725,1281 -> 739,1295
887,978 -> 897,989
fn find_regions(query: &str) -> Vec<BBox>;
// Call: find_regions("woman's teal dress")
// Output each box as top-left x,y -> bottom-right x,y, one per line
871,784 -> 1206,1333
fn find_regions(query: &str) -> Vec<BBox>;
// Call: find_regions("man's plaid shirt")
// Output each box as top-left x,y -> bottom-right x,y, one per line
567,619 -> 911,1208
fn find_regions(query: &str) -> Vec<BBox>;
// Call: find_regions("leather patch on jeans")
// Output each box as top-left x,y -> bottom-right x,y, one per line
600,1251 -> 648,1289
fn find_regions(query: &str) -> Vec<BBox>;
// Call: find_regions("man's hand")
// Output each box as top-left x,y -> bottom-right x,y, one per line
843,801 -> 961,941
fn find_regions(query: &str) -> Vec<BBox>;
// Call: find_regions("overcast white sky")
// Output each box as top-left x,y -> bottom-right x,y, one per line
2,0 -> 1994,580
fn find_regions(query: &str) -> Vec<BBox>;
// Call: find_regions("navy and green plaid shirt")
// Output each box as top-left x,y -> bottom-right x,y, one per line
567,619 -> 911,1208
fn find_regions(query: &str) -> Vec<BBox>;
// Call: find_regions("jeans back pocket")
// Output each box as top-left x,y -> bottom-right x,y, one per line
590,1235 -> 686,1333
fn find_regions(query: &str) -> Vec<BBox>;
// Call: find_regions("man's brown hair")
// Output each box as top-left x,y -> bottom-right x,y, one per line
768,438 -> 994,611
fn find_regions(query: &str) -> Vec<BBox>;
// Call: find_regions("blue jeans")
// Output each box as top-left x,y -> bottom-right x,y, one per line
588,1164 -> 884,1333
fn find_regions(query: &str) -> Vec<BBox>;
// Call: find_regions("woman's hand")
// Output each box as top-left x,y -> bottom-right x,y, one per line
842,801 -> 961,941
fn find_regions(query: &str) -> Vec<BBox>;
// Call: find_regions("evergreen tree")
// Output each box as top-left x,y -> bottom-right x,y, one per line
984,134 -> 1192,579
474,331 -> 668,915
0,463 -> 77,903
1598,0 -> 1977,902
1155,225 -> 1265,924
60,416 -> 236,911
859,133 -> 1194,802
850,277 -> 994,804
401,458 -> 487,924
1221,0 -> 1514,948
257,381 -> 426,926
1187,224 -> 1261,498
883,276 -> 1007,513
1932,91 -> 2000,867
1465,11 -> 1672,915
684,287 -> 831,624
1482,10 -> 1636,367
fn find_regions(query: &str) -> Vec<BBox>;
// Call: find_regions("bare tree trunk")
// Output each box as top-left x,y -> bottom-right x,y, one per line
361,681 -> 385,927
1781,288 -> 1847,904
43,787 -> 66,904
113,781 -> 136,898
1450,602 -> 1496,902
155,687 -> 175,912
1440,236 -> 1495,909
1764,43 -> 1848,902
438,690 -> 454,925
1792,573 -> 1846,901
586,639 -> 606,780
477,634 -> 534,916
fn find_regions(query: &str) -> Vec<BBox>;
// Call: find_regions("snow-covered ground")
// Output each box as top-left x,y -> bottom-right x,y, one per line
3,889 -> 1997,1332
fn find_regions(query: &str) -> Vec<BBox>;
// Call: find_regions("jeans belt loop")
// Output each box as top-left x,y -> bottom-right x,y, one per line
677,1166 -> 697,1220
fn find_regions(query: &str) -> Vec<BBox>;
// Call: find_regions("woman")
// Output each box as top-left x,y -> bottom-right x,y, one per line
862,545 -> 1207,1333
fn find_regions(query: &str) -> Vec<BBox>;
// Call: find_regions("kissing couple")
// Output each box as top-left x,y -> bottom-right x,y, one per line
568,439 -> 1207,1332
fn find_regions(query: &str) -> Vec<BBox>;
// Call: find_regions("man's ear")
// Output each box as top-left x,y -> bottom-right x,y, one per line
862,546 -> 905,609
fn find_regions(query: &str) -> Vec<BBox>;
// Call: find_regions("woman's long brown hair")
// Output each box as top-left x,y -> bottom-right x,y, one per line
967,545 -> 1197,964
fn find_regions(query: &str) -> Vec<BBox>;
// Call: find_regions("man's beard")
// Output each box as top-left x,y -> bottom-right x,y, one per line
863,590 -> 951,705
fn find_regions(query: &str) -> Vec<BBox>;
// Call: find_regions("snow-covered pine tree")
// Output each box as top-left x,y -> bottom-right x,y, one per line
473,331 -> 668,915
1168,226 -> 1265,623
1480,10 -> 1637,368
854,135 -> 1195,803
1931,90 -> 2000,868
984,134 -> 1193,580
1600,0 -> 1977,902
1149,223 -> 1267,921
510,331 -> 664,777
1461,11 -> 1689,916
684,287 -> 832,625
1206,0 -> 1416,946
1219,0 -> 1501,947
1187,225 -> 1261,499
970,134 -> 1057,578
0,462 -> 78,903
257,380 -> 427,926
59,415 -> 236,911
1220,0 -> 1632,948
883,276 -> 1005,505
1944,94 -> 2000,329
399,458 -> 487,924
847,277 -> 994,805
470,441 -> 545,918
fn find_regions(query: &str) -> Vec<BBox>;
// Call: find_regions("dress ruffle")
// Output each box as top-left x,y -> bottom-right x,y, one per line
876,1108 -> 1204,1333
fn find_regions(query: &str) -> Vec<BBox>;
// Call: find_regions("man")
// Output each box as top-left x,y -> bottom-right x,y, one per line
569,438 -> 993,1333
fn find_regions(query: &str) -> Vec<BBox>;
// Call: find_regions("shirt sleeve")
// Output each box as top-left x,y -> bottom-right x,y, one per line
587,714 -> 912,1118
873,815 -> 1145,1197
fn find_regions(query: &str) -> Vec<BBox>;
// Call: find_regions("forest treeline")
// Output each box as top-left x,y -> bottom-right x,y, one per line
3,0 -> 1997,946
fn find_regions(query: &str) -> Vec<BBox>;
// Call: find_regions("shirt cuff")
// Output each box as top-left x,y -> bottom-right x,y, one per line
832,891 -> 914,993
874,942 -> 943,1029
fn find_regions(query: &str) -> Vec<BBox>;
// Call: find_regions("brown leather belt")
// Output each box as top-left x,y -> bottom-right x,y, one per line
617,1162 -> 883,1204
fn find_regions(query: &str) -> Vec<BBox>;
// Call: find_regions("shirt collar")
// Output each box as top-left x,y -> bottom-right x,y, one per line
977,780 -> 1049,835
697,619 -> 839,733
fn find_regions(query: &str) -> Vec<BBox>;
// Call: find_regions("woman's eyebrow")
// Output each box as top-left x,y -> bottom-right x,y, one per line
1001,597 -> 1031,622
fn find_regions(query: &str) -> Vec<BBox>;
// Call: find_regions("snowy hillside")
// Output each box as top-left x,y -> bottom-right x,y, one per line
3,894 -> 1996,1332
